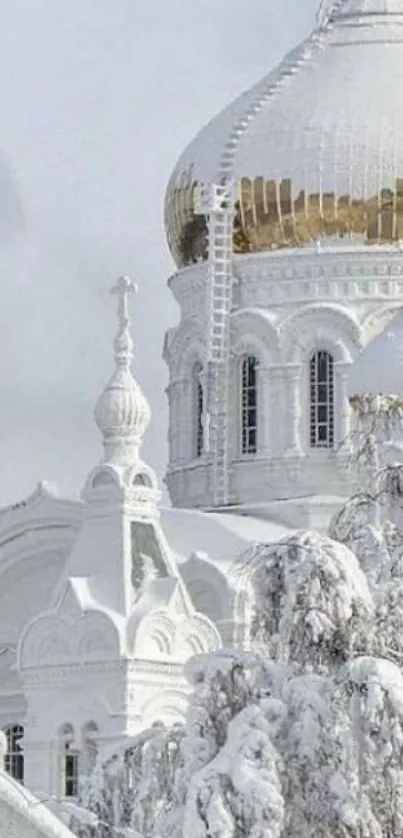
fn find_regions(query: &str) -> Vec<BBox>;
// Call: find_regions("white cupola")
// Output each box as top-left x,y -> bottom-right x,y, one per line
16,277 -> 220,801
94,276 -> 151,466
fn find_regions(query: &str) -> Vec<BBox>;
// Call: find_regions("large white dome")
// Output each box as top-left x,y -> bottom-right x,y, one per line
165,0 -> 403,266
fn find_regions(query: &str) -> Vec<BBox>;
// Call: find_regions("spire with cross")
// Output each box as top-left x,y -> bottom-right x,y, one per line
94,276 -> 151,465
111,275 -> 138,371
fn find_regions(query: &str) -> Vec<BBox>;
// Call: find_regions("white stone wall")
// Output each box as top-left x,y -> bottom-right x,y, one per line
164,246 -> 403,509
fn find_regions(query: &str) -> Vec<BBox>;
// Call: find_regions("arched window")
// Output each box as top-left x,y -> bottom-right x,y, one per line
192,361 -> 204,458
81,721 -> 98,777
59,723 -> 79,798
310,350 -> 335,448
241,356 -> 258,455
4,724 -> 24,783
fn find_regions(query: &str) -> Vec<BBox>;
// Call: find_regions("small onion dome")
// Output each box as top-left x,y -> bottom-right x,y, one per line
94,277 -> 151,464
165,0 -> 403,267
348,309 -> 403,403
94,367 -> 150,464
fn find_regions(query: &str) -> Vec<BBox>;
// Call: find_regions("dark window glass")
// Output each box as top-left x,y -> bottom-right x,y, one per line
241,356 -> 258,455
4,725 -> 24,783
65,749 -> 79,798
193,362 -> 204,458
310,351 -> 335,449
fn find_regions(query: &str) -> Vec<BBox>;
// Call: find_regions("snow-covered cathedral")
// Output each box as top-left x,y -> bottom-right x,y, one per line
3,0 -> 403,833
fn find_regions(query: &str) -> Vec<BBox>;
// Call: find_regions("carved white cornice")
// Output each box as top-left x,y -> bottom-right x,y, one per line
166,249 -> 403,327
21,657 -> 186,689
167,263 -> 208,304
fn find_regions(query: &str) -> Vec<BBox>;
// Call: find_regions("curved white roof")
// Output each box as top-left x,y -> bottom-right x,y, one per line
348,308 -> 403,396
333,0 -> 403,13
0,770 -> 75,838
165,0 -> 403,263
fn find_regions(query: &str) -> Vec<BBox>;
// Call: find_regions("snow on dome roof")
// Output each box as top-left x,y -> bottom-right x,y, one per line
165,0 -> 403,267
348,308 -> 403,397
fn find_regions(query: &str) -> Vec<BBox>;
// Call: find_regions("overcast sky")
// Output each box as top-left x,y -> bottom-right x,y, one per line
0,0 -> 319,506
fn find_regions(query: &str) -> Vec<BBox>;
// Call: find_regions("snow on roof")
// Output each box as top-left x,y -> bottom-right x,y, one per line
0,770 -> 75,838
166,1 -> 403,264
159,507 -> 293,567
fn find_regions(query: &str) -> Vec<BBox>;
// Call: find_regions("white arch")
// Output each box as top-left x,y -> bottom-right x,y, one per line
361,304 -> 403,345
279,303 -> 362,364
180,555 -> 233,622
231,308 -> 279,365
140,689 -> 189,727
166,320 -> 205,380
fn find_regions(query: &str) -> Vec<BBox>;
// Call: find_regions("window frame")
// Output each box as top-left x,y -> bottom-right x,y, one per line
64,743 -> 79,798
192,361 -> 204,459
309,350 -> 335,450
4,724 -> 24,783
240,355 -> 259,456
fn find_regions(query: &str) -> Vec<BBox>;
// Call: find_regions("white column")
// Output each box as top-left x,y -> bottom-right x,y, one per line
256,366 -> 272,455
24,736 -> 58,798
177,377 -> 191,462
284,365 -> 304,456
166,380 -> 183,464
259,365 -> 287,456
335,362 -> 352,448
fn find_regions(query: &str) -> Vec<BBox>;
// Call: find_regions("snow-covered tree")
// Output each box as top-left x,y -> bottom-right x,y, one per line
240,531 -> 374,673
69,472 -> 403,838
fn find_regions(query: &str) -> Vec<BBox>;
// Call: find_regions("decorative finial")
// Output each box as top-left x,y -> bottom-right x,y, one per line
93,275 -> 151,465
111,276 -> 138,370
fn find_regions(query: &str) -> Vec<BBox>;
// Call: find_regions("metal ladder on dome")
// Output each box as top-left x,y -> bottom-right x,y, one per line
202,0 -> 344,509
204,180 -> 235,509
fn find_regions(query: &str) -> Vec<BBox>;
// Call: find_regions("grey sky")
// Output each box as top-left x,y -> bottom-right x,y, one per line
0,0 -> 318,506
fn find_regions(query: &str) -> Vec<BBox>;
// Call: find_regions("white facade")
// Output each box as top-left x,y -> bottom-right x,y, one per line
163,0 -> 403,521
164,245 -> 403,515
0,278 -> 286,805
10,278 -> 224,800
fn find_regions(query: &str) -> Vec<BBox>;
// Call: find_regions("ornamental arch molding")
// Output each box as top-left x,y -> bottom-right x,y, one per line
361,304 -> 403,346
18,609 -> 122,669
18,615 -> 71,669
130,611 -> 176,658
173,613 -> 221,659
279,304 -> 362,364
52,694 -> 108,739
140,689 -> 189,726
180,556 -> 233,623
231,308 -> 280,366
74,612 -> 121,662
166,320 -> 205,380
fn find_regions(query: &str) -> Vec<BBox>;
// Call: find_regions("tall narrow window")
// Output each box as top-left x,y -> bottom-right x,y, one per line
310,351 -> 334,448
4,725 -> 24,783
241,356 -> 258,454
59,723 -> 79,798
192,362 -> 204,458
64,745 -> 79,797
